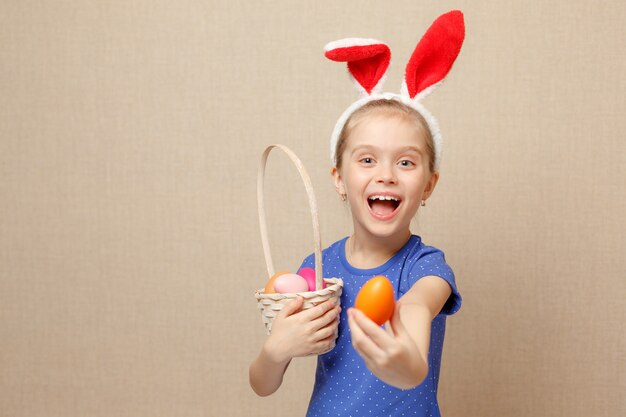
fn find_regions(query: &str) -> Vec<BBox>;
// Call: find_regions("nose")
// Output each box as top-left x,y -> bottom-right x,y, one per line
375,164 -> 397,185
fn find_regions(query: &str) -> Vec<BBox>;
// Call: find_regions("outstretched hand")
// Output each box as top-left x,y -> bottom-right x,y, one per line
347,301 -> 428,389
264,297 -> 341,364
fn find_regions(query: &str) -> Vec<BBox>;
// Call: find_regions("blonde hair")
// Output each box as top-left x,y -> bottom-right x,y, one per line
334,99 -> 435,173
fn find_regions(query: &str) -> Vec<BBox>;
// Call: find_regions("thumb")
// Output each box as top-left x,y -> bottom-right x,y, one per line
389,301 -> 407,337
278,296 -> 304,318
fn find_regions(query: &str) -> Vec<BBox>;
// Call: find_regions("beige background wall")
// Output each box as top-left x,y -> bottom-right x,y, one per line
1,1 -> 624,416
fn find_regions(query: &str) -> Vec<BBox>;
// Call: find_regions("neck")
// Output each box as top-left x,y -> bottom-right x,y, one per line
346,229 -> 412,269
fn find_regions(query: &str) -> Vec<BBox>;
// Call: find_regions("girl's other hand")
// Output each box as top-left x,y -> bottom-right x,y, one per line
347,303 -> 428,389
264,297 -> 341,364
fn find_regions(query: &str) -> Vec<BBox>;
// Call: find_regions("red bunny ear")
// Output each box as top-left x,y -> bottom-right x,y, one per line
404,10 -> 465,99
325,39 -> 391,95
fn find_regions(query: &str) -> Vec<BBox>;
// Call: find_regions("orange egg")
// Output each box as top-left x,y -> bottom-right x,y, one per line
263,271 -> 289,294
354,275 -> 395,325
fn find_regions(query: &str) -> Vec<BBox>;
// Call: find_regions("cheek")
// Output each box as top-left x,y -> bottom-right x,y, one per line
400,173 -> 429,195
343,168 -> 369,189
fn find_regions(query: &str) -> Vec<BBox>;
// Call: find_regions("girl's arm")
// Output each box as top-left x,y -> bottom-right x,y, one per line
249,297 -> 341,396
347,275 -> 452,389
249,342 -> 292,397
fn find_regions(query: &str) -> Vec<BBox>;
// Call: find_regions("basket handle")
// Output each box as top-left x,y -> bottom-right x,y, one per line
257,144 -> 323,291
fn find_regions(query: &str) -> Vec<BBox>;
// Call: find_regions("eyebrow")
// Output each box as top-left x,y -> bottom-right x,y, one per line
351,145 -> 375,155
351,145 -> 423,155
398,145 -> 423,155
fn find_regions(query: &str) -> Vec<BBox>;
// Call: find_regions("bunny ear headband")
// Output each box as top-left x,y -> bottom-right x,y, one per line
325,10 -> 465,170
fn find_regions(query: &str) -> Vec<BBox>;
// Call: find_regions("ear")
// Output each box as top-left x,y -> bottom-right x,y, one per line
403,10 -> 465,101
330,166 -> 346,196
325,39 -> 391,96
422,171 -> 439,201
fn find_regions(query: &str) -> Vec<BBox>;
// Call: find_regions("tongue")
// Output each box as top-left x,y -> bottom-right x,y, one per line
370,200 -> 396,216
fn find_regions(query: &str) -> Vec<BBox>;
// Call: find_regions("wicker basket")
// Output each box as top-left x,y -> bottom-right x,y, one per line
255,144 -> 343,348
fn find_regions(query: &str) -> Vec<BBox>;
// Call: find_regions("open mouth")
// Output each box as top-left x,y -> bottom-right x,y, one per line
367,195 -> 401,220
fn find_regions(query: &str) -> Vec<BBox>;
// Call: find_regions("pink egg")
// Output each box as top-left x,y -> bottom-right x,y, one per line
298,267 -> 325,291
272,273 -> 309,294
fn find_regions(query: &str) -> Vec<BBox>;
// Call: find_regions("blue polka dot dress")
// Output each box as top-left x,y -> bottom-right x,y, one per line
298,235 -> 461,417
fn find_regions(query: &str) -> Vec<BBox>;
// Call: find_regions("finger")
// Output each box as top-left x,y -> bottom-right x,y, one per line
389,301 -> 408,338
347,309 -> 384,360
312,319 -> 338,343
314,334 -> 337,355
277,296 -> 304,318
384,321 -> 394,337
311,305 -> 341,331
300,299 -> 337,321
351,308 -> 395,350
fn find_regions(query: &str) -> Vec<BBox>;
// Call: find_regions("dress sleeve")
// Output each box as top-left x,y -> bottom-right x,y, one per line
400,247 -> 462,316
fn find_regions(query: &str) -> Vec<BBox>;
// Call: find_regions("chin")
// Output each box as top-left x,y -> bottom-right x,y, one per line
360,221 -> 409,240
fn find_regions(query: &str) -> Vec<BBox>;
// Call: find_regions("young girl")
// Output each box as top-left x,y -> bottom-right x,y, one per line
250,11 -> 465,416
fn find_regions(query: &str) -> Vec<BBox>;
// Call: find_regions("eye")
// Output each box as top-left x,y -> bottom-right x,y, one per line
359,157 -> 374,164
399,160 -> 415,167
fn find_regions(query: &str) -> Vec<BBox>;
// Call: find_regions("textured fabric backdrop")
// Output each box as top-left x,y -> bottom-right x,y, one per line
1,1 -> 624,416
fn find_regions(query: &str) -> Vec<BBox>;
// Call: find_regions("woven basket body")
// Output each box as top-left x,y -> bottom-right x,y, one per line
254,278 -> 343,335
255,144 -> 343,347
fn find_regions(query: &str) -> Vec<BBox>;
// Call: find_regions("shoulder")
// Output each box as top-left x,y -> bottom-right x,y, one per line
404,236 -> 453,275
400,235 -> 461,315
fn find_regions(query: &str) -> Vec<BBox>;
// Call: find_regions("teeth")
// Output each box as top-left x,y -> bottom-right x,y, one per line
369,195 -> 399,201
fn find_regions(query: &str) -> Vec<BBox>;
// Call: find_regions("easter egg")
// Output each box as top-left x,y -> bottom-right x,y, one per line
263,271 -> 289,294
273,273 -> 309,294
297,267 -> 325,291
354,275 -> 395,325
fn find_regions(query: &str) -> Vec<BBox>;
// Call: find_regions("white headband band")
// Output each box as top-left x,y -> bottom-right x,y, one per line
325,10 -> 465,171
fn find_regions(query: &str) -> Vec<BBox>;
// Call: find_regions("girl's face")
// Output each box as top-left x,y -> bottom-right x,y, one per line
331,114 -> 439,240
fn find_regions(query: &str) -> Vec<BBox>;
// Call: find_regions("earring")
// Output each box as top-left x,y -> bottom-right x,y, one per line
421,200 -> 426,207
